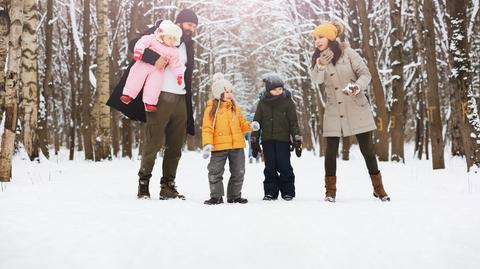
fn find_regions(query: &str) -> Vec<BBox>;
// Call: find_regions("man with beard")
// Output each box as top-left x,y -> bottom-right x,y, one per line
107,9 -> 198,200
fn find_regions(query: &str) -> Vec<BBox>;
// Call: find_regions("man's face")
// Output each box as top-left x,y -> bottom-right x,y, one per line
179,22 -> 197,38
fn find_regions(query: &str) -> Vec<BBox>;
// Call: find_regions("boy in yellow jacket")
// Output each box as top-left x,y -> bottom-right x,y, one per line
201,73 -> 260,205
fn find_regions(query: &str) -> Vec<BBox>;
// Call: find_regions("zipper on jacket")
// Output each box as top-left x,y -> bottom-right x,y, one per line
270,104 -> 274,137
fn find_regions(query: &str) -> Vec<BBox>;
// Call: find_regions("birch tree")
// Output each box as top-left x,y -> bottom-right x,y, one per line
0,0 -> 8,124
93,0 -> 111,161
21,0 -> 39,160
0,0 -> 23,181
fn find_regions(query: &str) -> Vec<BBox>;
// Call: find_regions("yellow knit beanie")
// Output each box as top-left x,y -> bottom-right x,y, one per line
312,22 -> 344,41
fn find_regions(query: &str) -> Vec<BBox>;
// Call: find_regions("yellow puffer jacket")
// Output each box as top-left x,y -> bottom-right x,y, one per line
202,99 -> 251,151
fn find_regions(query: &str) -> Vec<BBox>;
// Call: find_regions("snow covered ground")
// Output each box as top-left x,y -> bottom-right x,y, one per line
1,146 -> 479,269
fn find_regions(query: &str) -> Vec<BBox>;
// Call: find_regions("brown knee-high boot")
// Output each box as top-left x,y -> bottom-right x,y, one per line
370,172 -> 390,201
324,176 -> 337,202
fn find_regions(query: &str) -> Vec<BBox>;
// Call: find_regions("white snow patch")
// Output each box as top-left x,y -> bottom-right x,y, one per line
1,146 -> 480,268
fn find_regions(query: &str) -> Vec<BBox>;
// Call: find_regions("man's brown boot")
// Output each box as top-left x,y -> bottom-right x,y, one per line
324,176 -> 337,203
160,181 -> 185,200
370,172 -> 390,202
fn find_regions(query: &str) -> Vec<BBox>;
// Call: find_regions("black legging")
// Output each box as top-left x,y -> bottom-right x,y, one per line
325,131 -> 379,176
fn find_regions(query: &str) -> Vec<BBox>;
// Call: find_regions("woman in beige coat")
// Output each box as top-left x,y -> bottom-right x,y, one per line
310,22 -> 390,202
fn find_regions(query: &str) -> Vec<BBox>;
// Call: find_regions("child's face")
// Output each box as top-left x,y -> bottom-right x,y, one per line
162,35 -> 177,46
269,87 -> 284,96
314,35 -> 329,51
222,87 -> 234,101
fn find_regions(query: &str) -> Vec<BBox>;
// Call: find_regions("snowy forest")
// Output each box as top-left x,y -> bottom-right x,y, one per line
0,0 -> 480,182
2,1 -> 480,268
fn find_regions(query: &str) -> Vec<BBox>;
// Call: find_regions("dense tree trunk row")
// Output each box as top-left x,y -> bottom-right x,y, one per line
0,0 -> 479,177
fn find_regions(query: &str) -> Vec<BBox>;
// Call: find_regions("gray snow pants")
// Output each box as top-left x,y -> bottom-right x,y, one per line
207,148 -> 245,199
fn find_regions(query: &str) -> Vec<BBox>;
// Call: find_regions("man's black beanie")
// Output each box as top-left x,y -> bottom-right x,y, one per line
175,9 -> 198,25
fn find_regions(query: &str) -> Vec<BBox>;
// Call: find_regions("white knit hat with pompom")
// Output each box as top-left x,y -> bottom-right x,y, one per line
211,73 -> 233,99
155,20 -> 183,46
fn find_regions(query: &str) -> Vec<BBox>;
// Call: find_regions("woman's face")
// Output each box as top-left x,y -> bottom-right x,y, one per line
269,87 -> 284,96
314,35 -> 329,51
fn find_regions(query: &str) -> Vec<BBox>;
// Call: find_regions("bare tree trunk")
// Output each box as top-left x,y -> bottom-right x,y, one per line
187,41 -> 204,150
0,0 -> 9,124
108,0 -> 120,157
52,79 -> 59,155
67,16 -> 78,160
413,0 -> 428,160
445,2 -> 464,157
93,0 -> 111,161
20,0 -> 39,160
347,0 -> 361,51
0,0 -> 23,182
423,0 -> 445,169
37,0 -> 52,158
76,99 -> 83,152
343,0 -> 358,160
54,26 -> 69,150
357,0 -> 390,161
415,80 -> 427,159
81,0 -> 94,160
446,0 -> 480,171
425,120 -> 430,160
449,77 -> 465,157
449,94 -> 464,157
299,52 -> 313,151
388,0 -> 405,162
123,0 -> 150,157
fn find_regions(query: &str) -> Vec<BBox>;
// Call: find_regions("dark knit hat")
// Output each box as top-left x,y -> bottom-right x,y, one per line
175,9 -> 198,25
263,73 -> 285,92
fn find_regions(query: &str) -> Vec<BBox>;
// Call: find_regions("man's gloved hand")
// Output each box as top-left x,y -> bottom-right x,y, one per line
250,136 -> 262,158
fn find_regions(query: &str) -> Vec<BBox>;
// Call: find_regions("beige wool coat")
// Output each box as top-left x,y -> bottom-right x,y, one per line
310,44 -> 377,137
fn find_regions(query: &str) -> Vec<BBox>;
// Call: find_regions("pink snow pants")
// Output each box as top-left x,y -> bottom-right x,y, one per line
123,61 -> 165,105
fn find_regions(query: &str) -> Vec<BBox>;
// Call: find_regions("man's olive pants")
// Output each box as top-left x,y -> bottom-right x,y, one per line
138,92 -> 187,185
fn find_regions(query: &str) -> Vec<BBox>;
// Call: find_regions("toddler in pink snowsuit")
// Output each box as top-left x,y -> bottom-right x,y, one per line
121,20 -> 185,112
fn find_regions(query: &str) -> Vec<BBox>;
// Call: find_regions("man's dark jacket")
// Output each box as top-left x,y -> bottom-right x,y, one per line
106,20 -> 196,135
